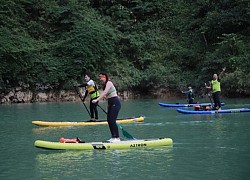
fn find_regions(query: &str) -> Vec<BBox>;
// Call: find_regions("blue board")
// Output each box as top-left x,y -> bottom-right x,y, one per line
158,102 -> 225,108
176,108 -> 250,114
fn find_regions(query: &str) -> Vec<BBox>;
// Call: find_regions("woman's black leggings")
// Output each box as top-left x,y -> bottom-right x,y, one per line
107,96 -> 121,138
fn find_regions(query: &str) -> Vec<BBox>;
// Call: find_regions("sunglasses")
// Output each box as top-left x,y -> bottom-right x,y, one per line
99,75 -> 106,79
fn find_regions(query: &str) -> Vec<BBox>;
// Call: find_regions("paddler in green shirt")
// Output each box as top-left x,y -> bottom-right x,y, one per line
206,67 -> 226,110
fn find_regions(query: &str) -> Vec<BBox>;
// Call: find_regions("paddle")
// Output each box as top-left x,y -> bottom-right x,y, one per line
74,86 -> 91,117
205,83 -> 214,109
97,104 -> 135,139
116,123 -> 135,139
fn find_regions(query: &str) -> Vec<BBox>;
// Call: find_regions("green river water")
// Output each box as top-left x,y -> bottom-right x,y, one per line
0,98 -> 250,180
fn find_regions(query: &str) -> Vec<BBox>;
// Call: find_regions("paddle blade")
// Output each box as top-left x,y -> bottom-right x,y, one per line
116,123 -> 135,139
122,129 -> 134,139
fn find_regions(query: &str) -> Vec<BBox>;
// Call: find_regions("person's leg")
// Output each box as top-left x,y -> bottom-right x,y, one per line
212,93 -> 217,110
107,97 -> 121,138
215,92 -> 221,110
89,101 -> 94,119
189,99 -> 194,104
213,92 -> 222,110
91,100 -> 98,120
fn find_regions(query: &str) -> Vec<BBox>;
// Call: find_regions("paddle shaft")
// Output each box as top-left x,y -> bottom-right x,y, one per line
97,104 -> 107,114
74,86 -> 91,117
205,83 -> 214,108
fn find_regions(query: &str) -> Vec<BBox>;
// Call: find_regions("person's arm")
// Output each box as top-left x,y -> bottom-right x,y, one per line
182,90 -> 189,94
83,90 -> 88,101
218,67 -> 226,79
87,80 -> 95,86
205,82 -> 212,89
92,81 -> 112,103
78,83 -> 88,87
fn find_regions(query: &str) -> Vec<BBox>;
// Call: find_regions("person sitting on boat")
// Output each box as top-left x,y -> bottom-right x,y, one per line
206,67 -> 226,110
182,85 -> 195,104
78,74 -> 100,121
92,72 -> 121,143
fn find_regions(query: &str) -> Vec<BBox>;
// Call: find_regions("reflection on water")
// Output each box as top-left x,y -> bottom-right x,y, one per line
177,113 -> 223,121
32,126 -> 76,135
35,151 -> 95,177
35,147 -> 174,179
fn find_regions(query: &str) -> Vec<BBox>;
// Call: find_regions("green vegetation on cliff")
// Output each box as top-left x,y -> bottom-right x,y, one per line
0,0 -> 249,97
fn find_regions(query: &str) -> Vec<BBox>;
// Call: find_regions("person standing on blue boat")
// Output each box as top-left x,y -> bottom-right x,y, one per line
92,72 -> 121,143
182,85 -> 195,104
206,67 -> 226,110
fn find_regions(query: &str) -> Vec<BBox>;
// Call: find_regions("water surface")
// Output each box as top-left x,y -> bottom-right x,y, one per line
0,98 -> 249,179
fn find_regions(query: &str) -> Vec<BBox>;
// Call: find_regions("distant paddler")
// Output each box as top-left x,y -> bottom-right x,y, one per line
76,73 -> 100,121
182,85 -> 195,104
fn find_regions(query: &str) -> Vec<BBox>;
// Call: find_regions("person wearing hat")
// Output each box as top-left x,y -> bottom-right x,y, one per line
92,72 -> 121,143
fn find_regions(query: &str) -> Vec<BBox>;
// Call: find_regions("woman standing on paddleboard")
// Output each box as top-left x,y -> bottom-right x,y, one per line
92,72 -> 121,143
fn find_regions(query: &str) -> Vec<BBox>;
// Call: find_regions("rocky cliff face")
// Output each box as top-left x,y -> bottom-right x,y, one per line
1,88 -> 77,104
0,88 -> 140,104
0,87 -> 178,104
